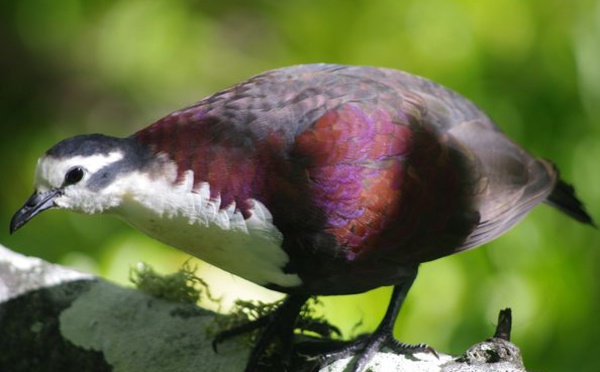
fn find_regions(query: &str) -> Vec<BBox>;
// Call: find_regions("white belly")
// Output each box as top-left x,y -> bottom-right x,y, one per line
113,175 -> 302,288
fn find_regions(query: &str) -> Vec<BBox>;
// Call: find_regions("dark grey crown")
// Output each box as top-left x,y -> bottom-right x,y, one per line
45,134 -> 130,158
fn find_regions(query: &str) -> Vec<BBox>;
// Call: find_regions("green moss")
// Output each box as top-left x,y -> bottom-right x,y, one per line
129,261 -> 217,305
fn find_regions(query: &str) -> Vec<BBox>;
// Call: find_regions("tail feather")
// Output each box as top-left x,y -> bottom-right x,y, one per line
546,179 -> 596,227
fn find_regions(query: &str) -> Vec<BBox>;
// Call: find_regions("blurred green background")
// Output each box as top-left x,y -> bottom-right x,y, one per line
1,0 -> 599,370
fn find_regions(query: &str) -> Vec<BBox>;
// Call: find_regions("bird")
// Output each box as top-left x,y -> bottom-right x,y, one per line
10,64 -> 594,371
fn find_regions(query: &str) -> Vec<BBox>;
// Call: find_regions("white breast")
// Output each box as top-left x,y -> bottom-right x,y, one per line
113,170 -> 302,288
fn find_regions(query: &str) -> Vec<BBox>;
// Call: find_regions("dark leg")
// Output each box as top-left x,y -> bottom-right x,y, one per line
245,294 -> 308,371
213,294 -> 310,372
320,271 -> 434,372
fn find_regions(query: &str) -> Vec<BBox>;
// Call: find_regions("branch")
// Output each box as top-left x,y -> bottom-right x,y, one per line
0,245 -> 526,372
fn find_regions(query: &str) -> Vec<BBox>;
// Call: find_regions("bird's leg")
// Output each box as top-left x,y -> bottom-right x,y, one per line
245,294 -> 309,371
213,294 -> 310,371
318,272 -> 435,372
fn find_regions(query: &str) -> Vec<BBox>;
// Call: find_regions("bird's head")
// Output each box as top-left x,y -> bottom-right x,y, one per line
10,134 -> 150,233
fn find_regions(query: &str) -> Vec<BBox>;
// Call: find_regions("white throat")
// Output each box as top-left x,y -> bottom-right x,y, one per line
114,169 -> 302,288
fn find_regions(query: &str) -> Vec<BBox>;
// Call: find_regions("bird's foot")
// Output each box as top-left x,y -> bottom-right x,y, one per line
311,329 -> 436,372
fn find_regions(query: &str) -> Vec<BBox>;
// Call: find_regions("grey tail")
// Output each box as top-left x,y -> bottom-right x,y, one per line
546,178 -> 596,227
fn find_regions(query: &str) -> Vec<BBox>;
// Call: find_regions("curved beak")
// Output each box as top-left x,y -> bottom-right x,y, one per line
10,189 -> 61,234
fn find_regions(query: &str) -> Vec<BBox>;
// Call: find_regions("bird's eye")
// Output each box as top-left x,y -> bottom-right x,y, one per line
64,166 -> 85,186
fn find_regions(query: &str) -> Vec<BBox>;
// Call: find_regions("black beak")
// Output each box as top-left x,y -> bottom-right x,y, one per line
10,189 -> 61,234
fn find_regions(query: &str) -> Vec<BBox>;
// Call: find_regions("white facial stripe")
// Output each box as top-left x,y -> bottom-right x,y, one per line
35,152 -> 124,189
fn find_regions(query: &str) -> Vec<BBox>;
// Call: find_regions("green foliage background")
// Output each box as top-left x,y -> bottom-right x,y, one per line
1,0 -> 599,370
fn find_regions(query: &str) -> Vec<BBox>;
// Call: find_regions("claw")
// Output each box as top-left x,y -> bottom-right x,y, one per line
360,335 -> 434,371
319,334 -> 437,372
388,340 -> 438,358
